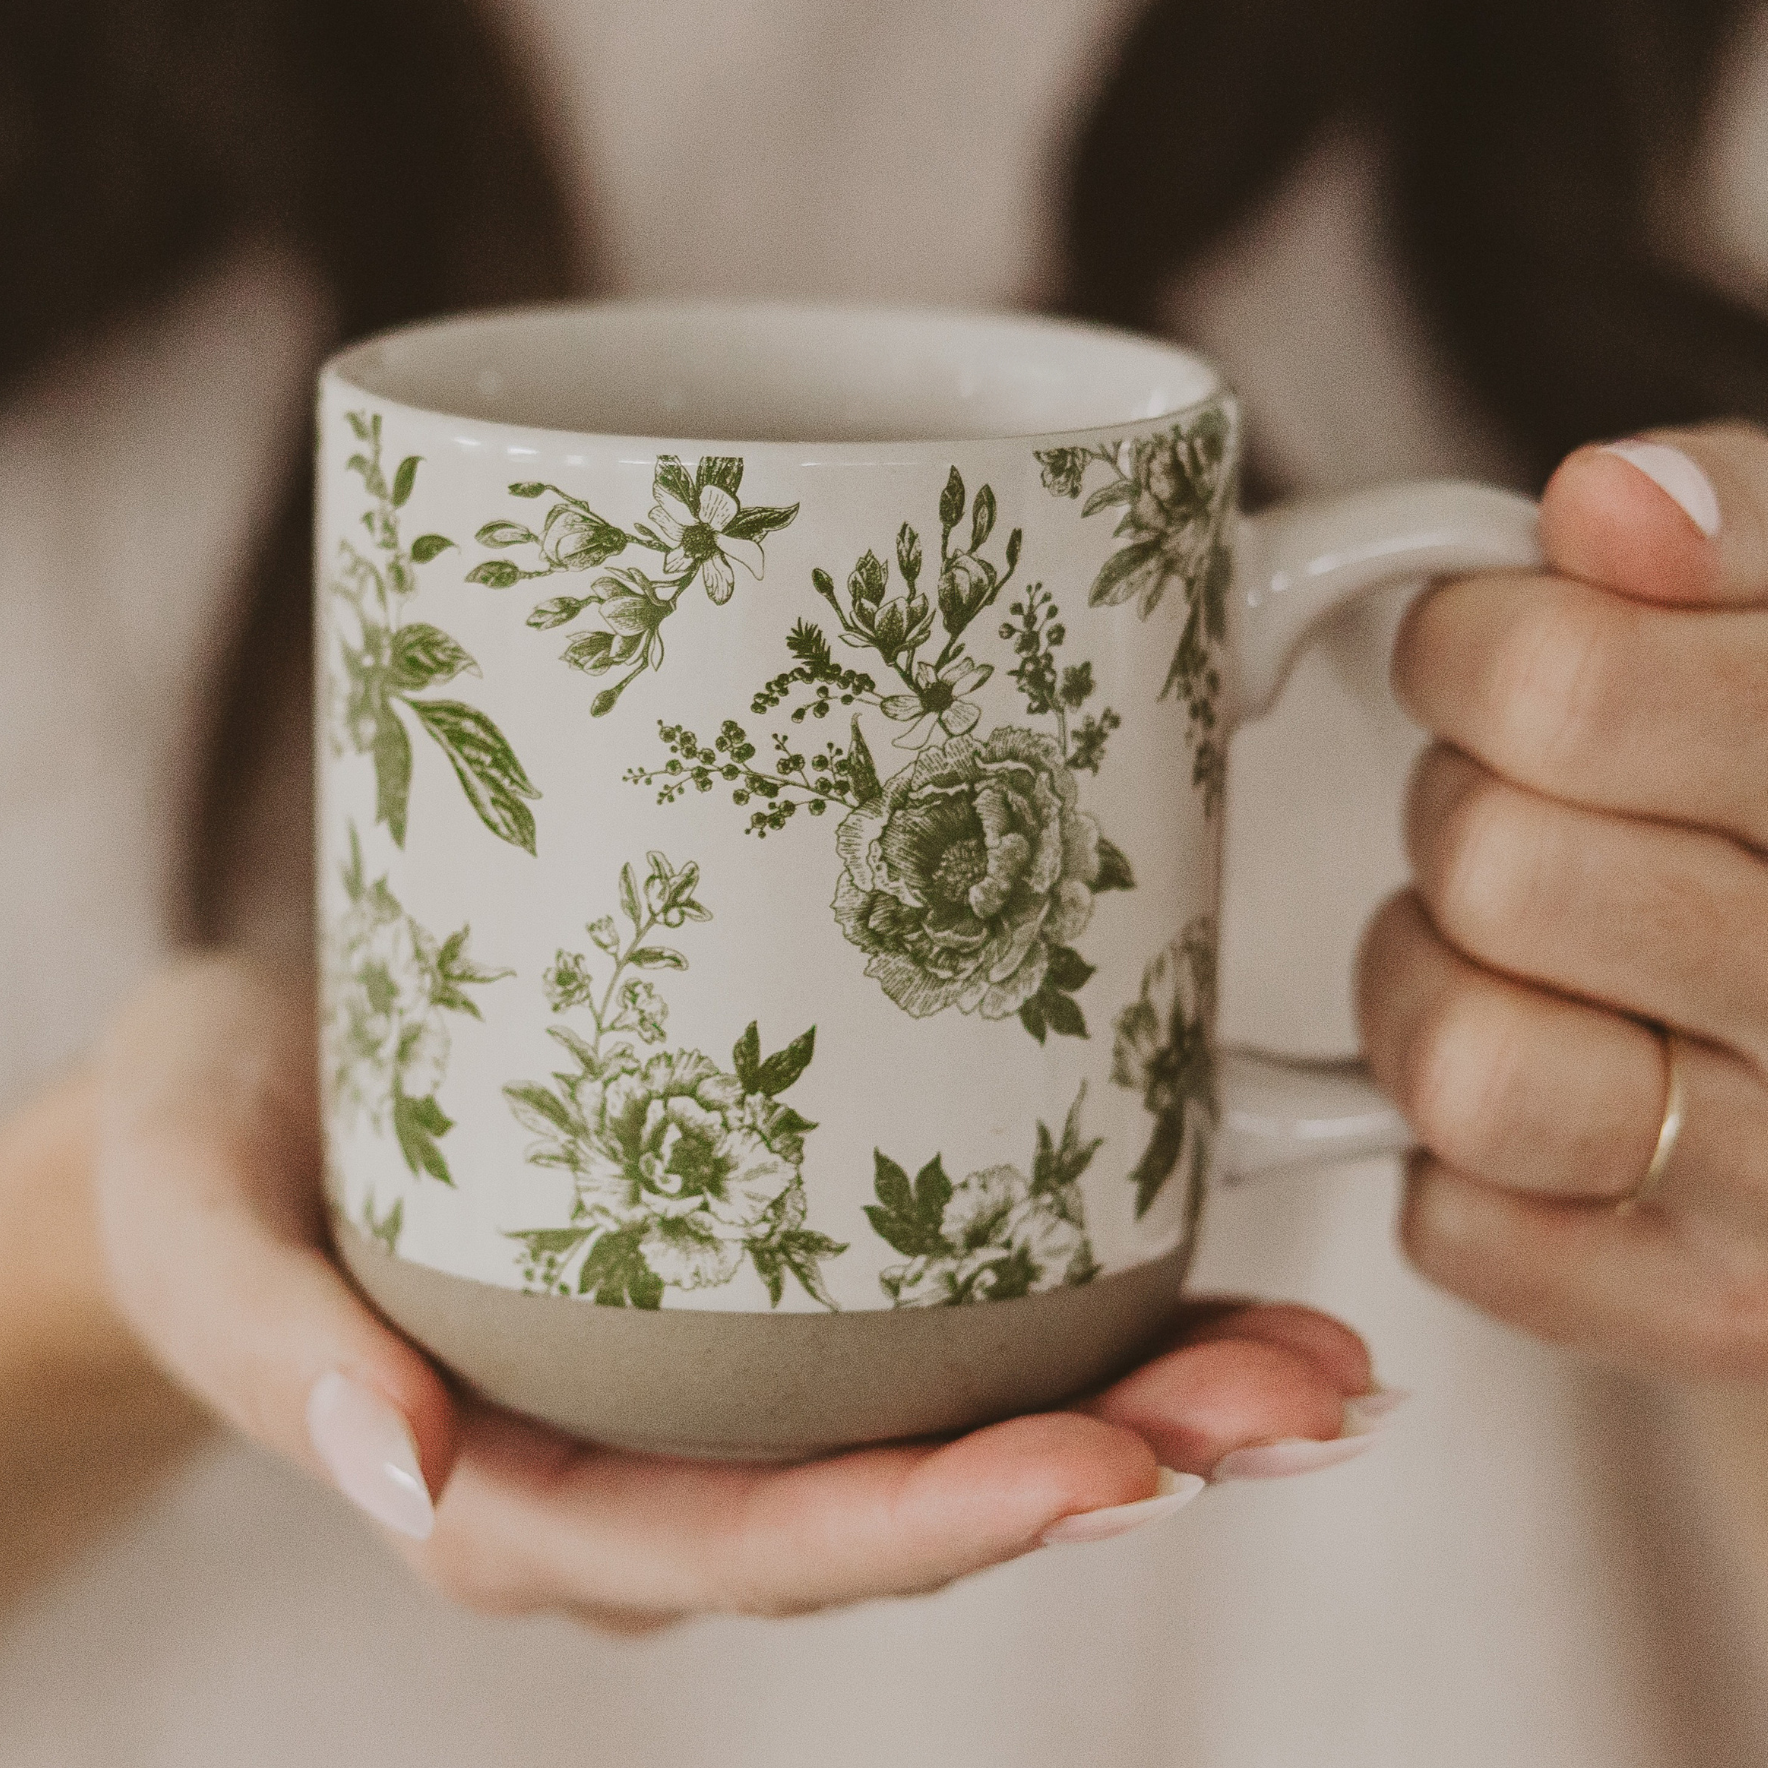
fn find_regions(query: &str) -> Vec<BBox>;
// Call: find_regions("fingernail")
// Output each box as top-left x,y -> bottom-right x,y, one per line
306,1371 -> 435,1540
1210,1433 -> 1378,1483
1599,441 -> 1721,537
1343,1387 -> 1410,1434
1040,1467 -> 1206,1546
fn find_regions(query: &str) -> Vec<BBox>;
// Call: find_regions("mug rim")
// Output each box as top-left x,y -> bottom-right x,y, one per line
321,297 -> 1230,454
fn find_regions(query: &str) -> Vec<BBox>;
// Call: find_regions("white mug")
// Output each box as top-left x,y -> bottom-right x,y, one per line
315,302 -> 1540,1456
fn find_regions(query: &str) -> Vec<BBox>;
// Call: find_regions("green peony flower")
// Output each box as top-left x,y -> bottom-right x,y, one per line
881,1164 -> 1092,1307
1112,919 -> 1218,1216
831,726 -> 1102,1020
1090,412 -> 1232,620
562,1050 -> 805,1291
327,882 -> 447,1127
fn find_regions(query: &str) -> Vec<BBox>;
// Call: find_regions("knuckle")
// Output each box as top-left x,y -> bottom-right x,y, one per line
1418,771 -> 1545,955
1392,989 -> 1509,1173
1479,590 -> 1626,779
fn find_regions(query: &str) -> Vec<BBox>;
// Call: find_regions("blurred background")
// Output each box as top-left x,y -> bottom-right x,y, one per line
4,2 -> 1768,1762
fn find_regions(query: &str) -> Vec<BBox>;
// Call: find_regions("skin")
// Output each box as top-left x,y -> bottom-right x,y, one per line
12,419 -> 1765,1628
81,957 -> 1371,1631
1360,421 -> 1768,1377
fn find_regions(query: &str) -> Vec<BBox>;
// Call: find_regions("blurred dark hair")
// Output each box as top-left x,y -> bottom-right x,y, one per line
1064,0 -> 1768,483
0,0 -> 580,939
3,0 -> 1765,943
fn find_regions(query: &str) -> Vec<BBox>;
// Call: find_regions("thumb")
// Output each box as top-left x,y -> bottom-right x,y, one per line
94,954 -> 457,1540
1540,422 -> 1768,607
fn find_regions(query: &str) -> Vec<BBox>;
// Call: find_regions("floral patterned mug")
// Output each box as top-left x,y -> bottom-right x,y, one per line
317,302 -> 1541,1457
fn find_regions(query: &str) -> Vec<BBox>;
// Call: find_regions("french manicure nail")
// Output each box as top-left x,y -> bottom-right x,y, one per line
1599,440 -> 1722,537
1343,1387 -> 1410,1434
1040,1467 -> 1206,1546
306,1371 -> 435,1540
1210,1433 -> 1378,1484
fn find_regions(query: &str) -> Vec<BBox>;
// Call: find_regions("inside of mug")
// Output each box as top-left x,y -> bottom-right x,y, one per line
328,301 -> 1221,443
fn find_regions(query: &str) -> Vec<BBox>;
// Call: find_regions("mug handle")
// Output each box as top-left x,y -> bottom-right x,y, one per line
1216,480 -> 1544,1180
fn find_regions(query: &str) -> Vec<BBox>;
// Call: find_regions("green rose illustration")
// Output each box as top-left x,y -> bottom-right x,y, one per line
1112,917 -> 1218,1217
868,1085 -> 1101,1307
831,726 -> 1102,1022
547,1050 -> 804,1291
325,829 -> 510,1184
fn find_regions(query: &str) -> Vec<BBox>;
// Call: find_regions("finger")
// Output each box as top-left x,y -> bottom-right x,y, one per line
1539,423 -> 1768,608
411,1306 -> 1380,1621
1392,569 -> 1768,850
1077,1334 -> 1353,1473
1401,1155 -> 1768,1380
418,1405 -> 1162,1620
1404,745 -> 1768,1068
95,956 -> 458,1535
1168,1300 -> 1376,1396
1358,892 -> 1768,1229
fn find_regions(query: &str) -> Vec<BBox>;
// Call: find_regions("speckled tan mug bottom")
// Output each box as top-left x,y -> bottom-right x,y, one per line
336,1221 -> 1196,1460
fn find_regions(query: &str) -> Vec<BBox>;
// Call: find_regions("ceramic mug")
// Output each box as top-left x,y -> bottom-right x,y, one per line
316,301 -> 1541,1458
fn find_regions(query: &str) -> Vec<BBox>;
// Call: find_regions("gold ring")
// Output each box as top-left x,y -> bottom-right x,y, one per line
1618,1029 -> 1685,1214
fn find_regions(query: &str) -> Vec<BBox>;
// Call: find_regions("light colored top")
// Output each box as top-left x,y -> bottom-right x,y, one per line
5,2 -> 1768,1760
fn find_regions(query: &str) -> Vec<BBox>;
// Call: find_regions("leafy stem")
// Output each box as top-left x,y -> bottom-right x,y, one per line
329,411 -> 540,853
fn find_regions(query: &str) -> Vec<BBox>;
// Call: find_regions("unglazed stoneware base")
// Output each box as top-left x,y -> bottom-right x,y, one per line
336,1220 -> 1195,1459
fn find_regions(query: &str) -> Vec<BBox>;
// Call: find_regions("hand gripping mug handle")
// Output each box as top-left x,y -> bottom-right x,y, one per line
1216,481 -> 1544,1179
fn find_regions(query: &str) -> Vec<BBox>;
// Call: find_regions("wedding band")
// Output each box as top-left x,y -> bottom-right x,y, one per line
1618,1029 -> 1685,1213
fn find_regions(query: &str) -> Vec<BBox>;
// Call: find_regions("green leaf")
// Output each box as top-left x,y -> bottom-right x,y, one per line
578,1225 -> 664,1308
752,1243 -> 785,1307
390,622 -> 476,691
1019,997 -> 1047,1044
652,455 -> 696,510
912,1155 -> 953,1225
1005,527 -> 1022,574
477,519 -> 538,548
393,1089 -> 454,1184
373,703 -> 413,847
342,824 -> 364,901
365,1196 -> 404,1255
1088,537 -> 1164,608
970,484 -> 996,550
619,861 -> 642,930
1043,991 -> 1088,1039
503,1081 -> 578,1137
732,1021 -> 762,1091
391,455 -> 421,508
939,466 -> 965,533
508,1225 -> 593,1256
871,1150 -> 914,1220
1094,838 -> 1135,892
1081,479 -> 1134,518
779,1229 -> 847,1310
723,502 -> 798,543
407,699 -> 540,854
466,559 -> 525,589
1044,945 -> 1095,993
346,411 -> 372,441
529,595 -> 590,630
628,946 -> 687,969
410,534 -> 456,563
1131,1109 -> 1189,1219
753,1026 -> 815,1096
509,481 -> 547,498
696,456 -> 744,498
846,716 -> 882,805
